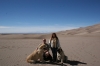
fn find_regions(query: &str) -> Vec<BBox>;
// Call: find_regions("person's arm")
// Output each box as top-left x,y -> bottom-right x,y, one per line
57,39 -> 61,48
49,39 -> 51,48
49,39 -> 51,44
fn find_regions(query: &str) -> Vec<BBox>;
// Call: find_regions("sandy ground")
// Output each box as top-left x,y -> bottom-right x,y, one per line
0,35 -> 100,66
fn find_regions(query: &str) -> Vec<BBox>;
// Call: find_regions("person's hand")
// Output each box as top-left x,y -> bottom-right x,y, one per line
45,51 -> 49,56
44,50 -> 47,52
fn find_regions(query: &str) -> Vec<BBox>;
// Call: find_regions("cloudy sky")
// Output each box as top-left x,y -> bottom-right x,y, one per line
0,0 -> 100,33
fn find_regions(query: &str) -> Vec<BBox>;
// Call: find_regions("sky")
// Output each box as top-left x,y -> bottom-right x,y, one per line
0,0 -> 100,33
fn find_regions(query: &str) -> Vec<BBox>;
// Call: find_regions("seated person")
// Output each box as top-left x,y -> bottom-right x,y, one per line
42,39 -> 52,62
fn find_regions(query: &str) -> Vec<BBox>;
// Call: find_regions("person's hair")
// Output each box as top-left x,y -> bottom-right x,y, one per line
51,33 -> 58,40
43,39 -> 46,41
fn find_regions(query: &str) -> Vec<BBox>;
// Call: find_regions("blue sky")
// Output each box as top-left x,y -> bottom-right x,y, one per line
0,0 -> 100,33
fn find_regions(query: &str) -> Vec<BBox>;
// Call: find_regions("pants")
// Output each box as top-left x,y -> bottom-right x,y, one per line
43,52 -> 52,61
51,47 -> 57,62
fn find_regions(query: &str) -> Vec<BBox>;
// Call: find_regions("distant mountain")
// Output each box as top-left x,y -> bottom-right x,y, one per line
58,24 -> 100,36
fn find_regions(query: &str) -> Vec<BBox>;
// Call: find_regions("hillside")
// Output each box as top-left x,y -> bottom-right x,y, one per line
58,24 -> 100,36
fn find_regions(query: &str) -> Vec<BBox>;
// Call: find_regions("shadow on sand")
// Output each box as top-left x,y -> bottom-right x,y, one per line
30,56 -> 87,66
34,62 -> 67,66
31,61 -> 67,66
65,60 -> 87,66
30,60 -> 87,66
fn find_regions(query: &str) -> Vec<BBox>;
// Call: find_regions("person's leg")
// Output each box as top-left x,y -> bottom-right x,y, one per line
43,52 -> 47,61
48,54 -> 53,62
45,52 -> 53,62
53,48 -> 57,62
51,48 -> 55,62
51,48 -> 57,62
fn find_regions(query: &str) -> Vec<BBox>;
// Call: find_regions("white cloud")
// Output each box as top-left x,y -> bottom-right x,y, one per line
0,25 -> 78,33
0,26 -> 11,28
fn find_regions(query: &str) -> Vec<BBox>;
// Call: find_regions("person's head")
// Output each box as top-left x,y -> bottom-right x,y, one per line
43,39 -> 46,44
51,33 -> 58,39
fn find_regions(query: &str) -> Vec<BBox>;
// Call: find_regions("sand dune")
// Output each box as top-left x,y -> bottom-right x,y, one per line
58,24 -> 100,36
0,24 -> 100,66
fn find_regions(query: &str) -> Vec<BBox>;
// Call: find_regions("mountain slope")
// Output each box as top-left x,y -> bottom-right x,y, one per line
58,24 -> 100,36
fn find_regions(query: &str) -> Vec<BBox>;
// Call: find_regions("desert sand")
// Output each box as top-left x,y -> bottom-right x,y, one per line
0,24 -> 100,66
